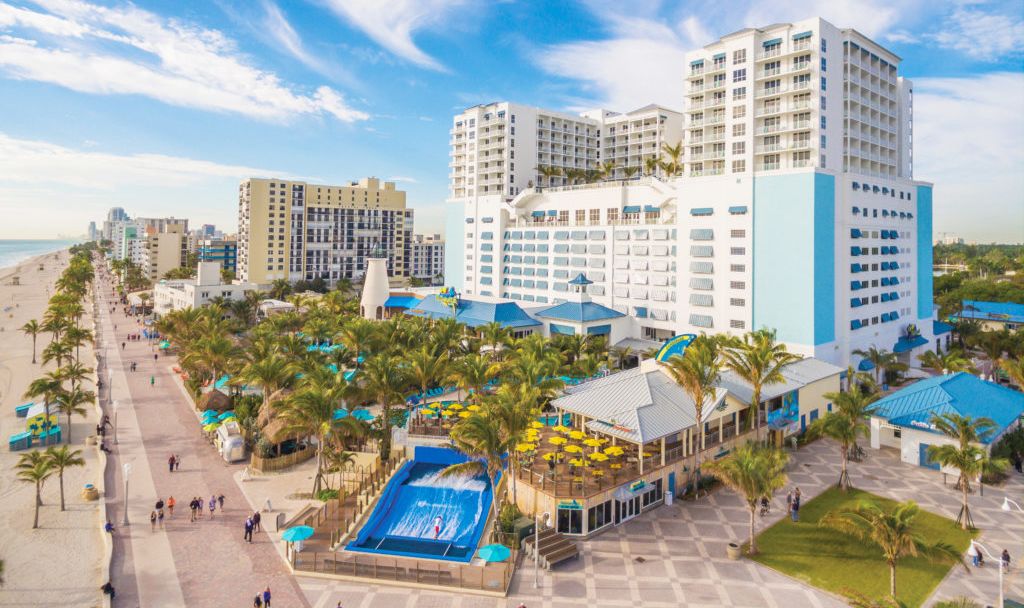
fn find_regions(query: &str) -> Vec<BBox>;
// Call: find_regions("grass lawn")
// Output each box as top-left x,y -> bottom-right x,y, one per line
751,487 -> 976,608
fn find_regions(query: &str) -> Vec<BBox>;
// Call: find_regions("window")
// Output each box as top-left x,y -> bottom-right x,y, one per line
820,76 -> 827,91
731,141 -> 746,155
820,116 -> 827,129
730,264 -> 746,272
730,229 -> 746,238
587,500 -> 613,533
820,95 -> 826,110
733,69 -> 746,82
730,298 -> 746,306
733,105 -> 746,118
730,280 -> 746,289
732,87 -> 747,101
730,320 -> 746,329
733,123 -> 746,137
733,49 -> 746,64
732,159 -> 746,173
821,57 -> 827,71
730,247 -> 746,255
557,506 -> 583,535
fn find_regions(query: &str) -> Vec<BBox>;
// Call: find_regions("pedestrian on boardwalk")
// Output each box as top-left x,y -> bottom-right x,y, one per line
262,586 -> 271,607
209,495 -> 216,518
1002,549 -> 1011,573
167,496 -> 175,518
121,341 -> 125,350
218,494 -> 225,510
158,509 -> 165,528
150,375 -> 155,387
189,498 -> 197,522
196,497 -> 204,519
104,521 -> 114,534
150,511 -> 157,531
968,540 -> 980,567
244,517 -> 254,543
174,454 -> 181,471
791,495 -> 800,522
785,490 -> 793,513
253,594 -> 263,608
1013,451 -> 1023,474
252,511 -> 261,532
168,454 -> 175,473
155,498 -> 164,511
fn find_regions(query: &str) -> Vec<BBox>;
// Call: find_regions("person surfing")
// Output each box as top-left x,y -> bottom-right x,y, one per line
433,515 -> 443,540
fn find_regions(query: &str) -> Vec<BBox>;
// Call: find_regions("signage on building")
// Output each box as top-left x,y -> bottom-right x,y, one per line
558,500 -> 582,510
909,419 -> 936,431
629,480 -> 647,493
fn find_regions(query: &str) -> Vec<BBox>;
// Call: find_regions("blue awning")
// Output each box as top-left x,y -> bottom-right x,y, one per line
531,211 -> 544,217
690,59 -> 704,66
546,210 -> 558,216
549,323 -> 575,336
893,335 -> 928,353
934,321 -> 954,335
793,31 -> 813,40
858,359 -> 875,371
713,52 -> 726,60
384,296 -> 421,309
728,205 -> 748,214
622,205 -> 641,214
586,324 -> 611,336
763,38 -> 782,47
643,205 -> 660,213
690,207 -> 713,216
851,228 -> 861,238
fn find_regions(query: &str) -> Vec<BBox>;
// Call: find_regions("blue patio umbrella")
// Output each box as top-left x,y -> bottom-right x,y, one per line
202,409 -> 218,417
351,409 -> 374,422
476,544 -> 511,562
333,408 -> 349,420
218,411 -> 236,420
281,525 -> 315,542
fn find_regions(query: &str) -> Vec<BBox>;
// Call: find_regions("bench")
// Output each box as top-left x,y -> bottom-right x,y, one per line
543,544 -> 580,570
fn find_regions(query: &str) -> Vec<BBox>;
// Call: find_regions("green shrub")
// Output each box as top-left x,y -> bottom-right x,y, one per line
316,489 -> 339,501
499,503 -> 521,533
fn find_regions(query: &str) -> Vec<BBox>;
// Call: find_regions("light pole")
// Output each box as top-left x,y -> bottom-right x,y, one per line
533,511 -> 550,588
121,462 -> 132,526
971,540 -> 1006,608
112,400 -> 119,445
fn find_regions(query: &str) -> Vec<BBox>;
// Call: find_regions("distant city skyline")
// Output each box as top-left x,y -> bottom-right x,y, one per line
0,1 -> 1022,241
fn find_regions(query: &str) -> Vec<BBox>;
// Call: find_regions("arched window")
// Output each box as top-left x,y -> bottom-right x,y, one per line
375,305 -> 383,320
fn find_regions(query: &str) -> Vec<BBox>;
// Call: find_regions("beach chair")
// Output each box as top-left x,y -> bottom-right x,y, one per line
15,402 -> 33,418
9,431 -> 32,451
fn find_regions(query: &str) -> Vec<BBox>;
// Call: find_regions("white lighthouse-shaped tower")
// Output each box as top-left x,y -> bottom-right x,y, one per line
360,243 -> 389,320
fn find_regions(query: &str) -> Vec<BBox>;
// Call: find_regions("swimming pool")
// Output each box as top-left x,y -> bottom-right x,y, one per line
346,447 -> 494,562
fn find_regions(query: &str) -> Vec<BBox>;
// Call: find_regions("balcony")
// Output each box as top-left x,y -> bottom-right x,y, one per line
756,163 -> 781,171
755,144 -> 782,154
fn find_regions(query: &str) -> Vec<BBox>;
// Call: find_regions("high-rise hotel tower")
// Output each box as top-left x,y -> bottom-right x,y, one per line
446,17 -> 937,368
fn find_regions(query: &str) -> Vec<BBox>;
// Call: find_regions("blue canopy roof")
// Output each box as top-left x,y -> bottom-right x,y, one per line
622,205 -> 641,214
893,334 -> 928,353
858,359 -> 875,371
535,301 -> 624,323
872,372 -> 1024,443
957,300 -> 1024,324
933,320 -> 954,335
384,296 -> 421,309
405,295 -> 541,329
567,273 -> 593,286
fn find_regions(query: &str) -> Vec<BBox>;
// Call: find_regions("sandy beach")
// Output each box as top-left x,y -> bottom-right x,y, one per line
0,250 -> 105,607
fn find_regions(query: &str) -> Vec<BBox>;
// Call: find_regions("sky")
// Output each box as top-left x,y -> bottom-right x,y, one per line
0,0 -> 1022,242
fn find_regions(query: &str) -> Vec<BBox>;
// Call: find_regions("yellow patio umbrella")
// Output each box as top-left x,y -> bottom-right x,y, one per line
448,403 -> 464,410
591,469 -> 605,477
530,421 -> 544,429
568,430 -> 585,440
548,436 -> 567,447
604,446 -> 625,457
458,411 -> 471,418
515,442 -> 536,452
609,463 -> 623,470
542,452 -> 558,461
466,404 -> 481,412
202,423 -> 220,432
568,458 -> 585,467
588,452 -> 609,462
419,407 -> 436,416
583,438 -> 603,449
564,444 -> 583,454
441,410 -> 453,418
552,425 -> 571,434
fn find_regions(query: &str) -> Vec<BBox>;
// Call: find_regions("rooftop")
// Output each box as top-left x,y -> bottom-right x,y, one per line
404,295 -> 541,329
957,300 -> 1024,324
534,300 -> 625,323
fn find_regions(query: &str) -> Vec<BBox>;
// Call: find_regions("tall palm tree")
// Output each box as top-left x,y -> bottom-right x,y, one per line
926,412 -> 1007,529
975,331 -> 1006,378
45,445 -> 84,511
609,345 -> 633,370
41,340 -> 73,369
660,142 -> 684,176
703,444 -> 789,555
336,319 -> 376,368
478,321 -> 511,360
1000,356 -> 1024,389
661,335 -> 721,497
21,319 -> 42,364
441,413 -> 510,520
52,386 -> 93,443
853,346 -> 907,387
180,334 -> 240,385
279,382 -> 345,495
488,383 -> 540,505
59,361 -> 93,392
237,355 -> 295,427
24,372 -> 65,446
643,155 -> 659,177
16,451 -> 54,529
819,498 -> 966,601
623,166 -> 640,180
599,160 -> 617,180
269,278 -> 292,301
63,326 -> 93,363
448,354 -> 501,404
807,392 -> 873,492
406,346 -> 449,411
952,318 -> 981,350
359,355 -> 409,462
723,330 -> 801,441
536,165 -> 562,188
917,349 -> 977,375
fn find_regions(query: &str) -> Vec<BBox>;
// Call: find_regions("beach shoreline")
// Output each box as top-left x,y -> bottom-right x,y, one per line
0,247 -> 106,607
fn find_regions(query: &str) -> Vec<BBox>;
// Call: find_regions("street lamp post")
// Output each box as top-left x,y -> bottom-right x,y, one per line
533,511 -> 550,588
121,462 -> 132,526
112,400 -> 119,445
971,540 -> 1005,608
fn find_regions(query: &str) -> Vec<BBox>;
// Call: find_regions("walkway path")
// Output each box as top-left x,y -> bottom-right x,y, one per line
298,439 -> 1023,607
95,277 -> 308,607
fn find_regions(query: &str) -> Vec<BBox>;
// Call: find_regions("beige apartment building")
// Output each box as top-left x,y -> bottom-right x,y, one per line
142,223 -> 188,282
237,177 -> 412,286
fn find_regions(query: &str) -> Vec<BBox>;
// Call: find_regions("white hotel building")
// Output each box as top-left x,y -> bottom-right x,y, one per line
445,17 -> 939,369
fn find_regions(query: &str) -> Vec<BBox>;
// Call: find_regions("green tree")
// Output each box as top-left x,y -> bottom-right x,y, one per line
1000,356 -> 1024,388
406,346 -> 449,413
819,498 -> 967,601
478,321 -> 511,360
926,413 -> 1007,529
52,386 -> 94,443
21,319 -> 42,364
269,278 -> 292,300
807,384 -> 878,491
279,380 -> 345,495
441,413 -> 510,523
359,355 -> 409,462
16,451 -> 54,529
702,444 -> 788,555
916,349 -> 977,375
723,330 -> 801,441
448,354 -> 501,405
45,445 -> 85,511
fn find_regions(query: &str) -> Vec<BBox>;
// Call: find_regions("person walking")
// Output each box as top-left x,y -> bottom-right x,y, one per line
157,508 -> 165,529
209,495 -> 216,518
167,496 -> 175,518
1013,451 -> 1023,474
150,375 -> 155,388
968,540 -> 980,567
252,511 -> 262,533
174,455 -> 181,471
262,586 -> 271,607
168,454 -> 175,473
1002,549 -> 1011,573
218,494 -> 225,510
791,495 -> 801,522
150,511 -> 157,532
785,490 -> 793,514
253,594 -> 263,608
104,521 -> 114,534
189,498 -> 197,522
244,517 -> 254,543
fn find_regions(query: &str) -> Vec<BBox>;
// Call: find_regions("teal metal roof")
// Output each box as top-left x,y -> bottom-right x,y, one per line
933,321 -> 954,335
535,301 -> 624,322
404,295 -> 541,329
873,372 -> 1024,443
958,300 -> 1024,324
893,334 -> 928,353
384,296 -> 421,309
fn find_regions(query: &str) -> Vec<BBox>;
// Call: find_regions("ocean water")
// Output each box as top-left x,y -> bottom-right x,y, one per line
0,239 -> 78,270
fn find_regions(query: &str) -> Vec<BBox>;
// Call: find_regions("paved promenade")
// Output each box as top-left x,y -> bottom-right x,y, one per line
95,278 -> 308,607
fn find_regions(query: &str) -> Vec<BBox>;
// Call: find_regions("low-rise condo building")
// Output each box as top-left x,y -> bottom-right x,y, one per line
153,262 -> 258,317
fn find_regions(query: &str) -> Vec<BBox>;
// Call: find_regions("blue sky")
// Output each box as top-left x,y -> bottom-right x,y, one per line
0,0 -> 1022,241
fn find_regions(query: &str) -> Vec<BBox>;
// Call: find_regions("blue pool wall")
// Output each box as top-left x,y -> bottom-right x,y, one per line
345,446 -> 498,563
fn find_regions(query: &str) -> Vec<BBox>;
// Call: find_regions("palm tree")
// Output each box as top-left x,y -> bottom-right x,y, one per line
441,413 -> 510,521
336,319 -> 376,368
448,354 -> 500,404
975,332 -> 1006,378
1000,356 -> 1024,388
643,155 -> 659,177
702,444 -> 788,555
853,346 -> 903,386
45,445 -> 84,511
599,160 -> 617,180
359,355 -> 409,462
41,340 -> 73,369
488,383 -> 540,505
537,165 -> 562,188
279,382 -> 344,495
21,319 -> 42,364
660,142 -> 684,176
807,386 -> 878,491
917,349 -> 977,375
16,451 -> 54,529
609,345 -> 633,369
63,326 -> 93,363
180,334 -> 239,385
52,386 -> 93,443
478,321 -> 510,360
819,498 -> 966,601
59,361 -> 93,392
623,166 -> 640,180
237,355 -> 295,426
24,372 -> 65,446
952,318 -> 981,350
406,346 -> 449,412
926,412 -> 1007,529
723,330 -> 801,442
269,278 -> 292,300
661,335 -> 721,497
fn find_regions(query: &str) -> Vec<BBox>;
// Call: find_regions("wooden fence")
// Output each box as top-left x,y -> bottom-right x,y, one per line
251,445 -> 314,473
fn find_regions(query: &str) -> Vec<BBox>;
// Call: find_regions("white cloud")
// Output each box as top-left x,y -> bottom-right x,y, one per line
927,4 -> 1024,61
0,0 -> 368,122
387,175 -> 418,183
912,72 -> 1024,242
319,0 -> 467,71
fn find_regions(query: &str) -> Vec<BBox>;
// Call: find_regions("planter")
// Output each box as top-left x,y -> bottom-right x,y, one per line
726,542 -> 742,560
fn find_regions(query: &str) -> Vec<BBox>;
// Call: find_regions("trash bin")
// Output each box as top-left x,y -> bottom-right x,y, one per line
511,516 -> 535,549
275,512 -> 285,531
665,490 -> 674,506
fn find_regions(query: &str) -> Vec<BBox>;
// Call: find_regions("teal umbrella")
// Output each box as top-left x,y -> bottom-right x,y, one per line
218,411 -> 236,420
352,409 -> 374,422
202,409 -> 218,417
281,525 -> 315,542
476,544 -> 511,562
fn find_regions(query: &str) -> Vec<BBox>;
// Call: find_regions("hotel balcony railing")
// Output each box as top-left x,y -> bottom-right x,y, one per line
756,163 -> 781,171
